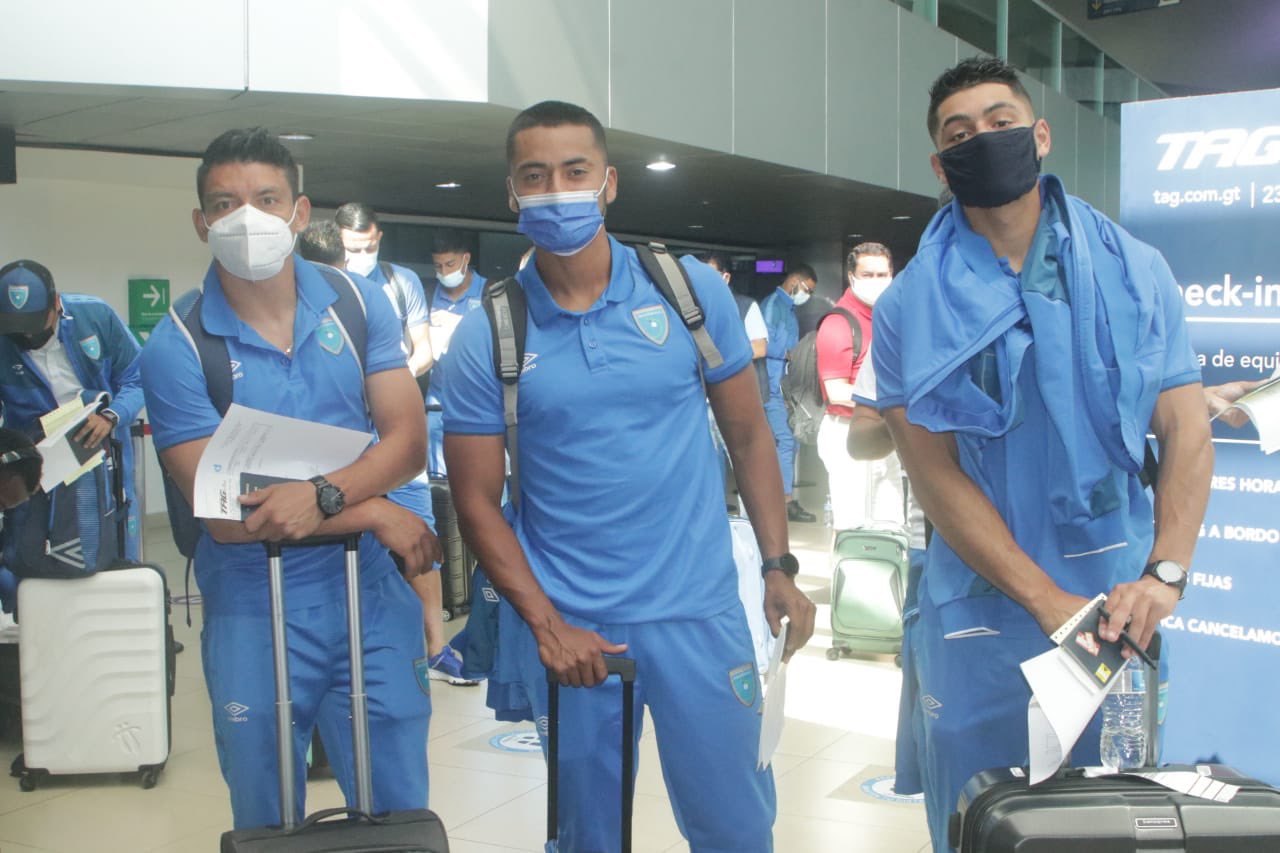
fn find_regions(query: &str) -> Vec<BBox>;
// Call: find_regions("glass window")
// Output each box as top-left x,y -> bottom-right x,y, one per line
1008,0 -> 1059,88
938,0 -> 999,56
1061,26 -> 1103,113
1102,56 -> 1137,123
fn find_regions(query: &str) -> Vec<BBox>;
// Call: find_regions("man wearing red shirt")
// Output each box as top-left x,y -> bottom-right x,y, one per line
815,242 -> 897,529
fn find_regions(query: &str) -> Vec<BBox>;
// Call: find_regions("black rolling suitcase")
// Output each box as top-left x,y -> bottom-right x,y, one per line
429,478 -> 474,621
220,536 -> 448,852
546,658 -> 636,853
951,635 -> 1280,852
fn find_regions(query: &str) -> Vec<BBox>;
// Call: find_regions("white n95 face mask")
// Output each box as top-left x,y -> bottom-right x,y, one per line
851,276 -> 892,306
204,202 -> 299,282
792,289 -> 811,307
346,251 -> 378,278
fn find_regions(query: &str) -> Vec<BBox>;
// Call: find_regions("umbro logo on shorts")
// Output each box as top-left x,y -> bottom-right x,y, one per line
224,701 -> 250,722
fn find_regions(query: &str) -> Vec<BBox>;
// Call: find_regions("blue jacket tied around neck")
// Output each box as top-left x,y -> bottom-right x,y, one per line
873,175 -> 1199,605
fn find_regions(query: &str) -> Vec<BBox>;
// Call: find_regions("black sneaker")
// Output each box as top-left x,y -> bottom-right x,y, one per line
787,500 -> 817,523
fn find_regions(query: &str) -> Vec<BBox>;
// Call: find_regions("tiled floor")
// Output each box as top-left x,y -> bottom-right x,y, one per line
0,499 -> 932,852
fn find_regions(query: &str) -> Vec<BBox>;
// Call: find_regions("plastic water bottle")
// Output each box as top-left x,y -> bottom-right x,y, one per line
1100,657 -> 1147,771
823,495 -> 833,528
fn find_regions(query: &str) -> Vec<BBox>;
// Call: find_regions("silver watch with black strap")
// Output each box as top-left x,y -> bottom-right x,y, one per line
1142,559 -> 1187,599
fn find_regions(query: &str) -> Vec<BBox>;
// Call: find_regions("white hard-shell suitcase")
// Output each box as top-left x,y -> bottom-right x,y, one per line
13,565 -> 172,790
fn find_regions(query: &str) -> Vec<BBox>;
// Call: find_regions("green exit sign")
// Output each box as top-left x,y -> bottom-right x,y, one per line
128,278 -> 170,331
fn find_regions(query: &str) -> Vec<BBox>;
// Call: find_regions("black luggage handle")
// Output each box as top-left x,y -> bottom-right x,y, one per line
290,806 -> 382,831
546,656 -> 636,853
264,535 -> 371,830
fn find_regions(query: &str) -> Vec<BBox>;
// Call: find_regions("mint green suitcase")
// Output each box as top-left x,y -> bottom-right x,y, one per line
827,524 -> 910,663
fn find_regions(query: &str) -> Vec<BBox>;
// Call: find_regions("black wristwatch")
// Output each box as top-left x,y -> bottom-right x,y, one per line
762,553 -> 800,579
1142,559 -> 1187,599
310,475 -> 346,517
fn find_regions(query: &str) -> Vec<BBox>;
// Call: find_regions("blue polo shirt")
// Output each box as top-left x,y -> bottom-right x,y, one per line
438,238 -> 752,623
759,287 -> 798,396
140,257 -> 412,614
426,272 -> 487,405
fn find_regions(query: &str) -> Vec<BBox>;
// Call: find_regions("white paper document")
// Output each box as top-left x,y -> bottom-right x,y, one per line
1081,766 -> 1241,803
193,404 -> 373,521
757,620 -> 789,770
34,394 -> 109,492
1224,368 -> 1280,453
1022,594 -> 1115,784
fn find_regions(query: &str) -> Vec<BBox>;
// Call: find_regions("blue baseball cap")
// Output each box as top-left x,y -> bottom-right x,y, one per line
0,260 -> 56,335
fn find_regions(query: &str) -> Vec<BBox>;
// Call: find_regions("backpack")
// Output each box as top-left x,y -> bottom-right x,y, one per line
157,263 -> 368,558
2,439 -> 125,579
480,242 -> 724,504
779,308 -> 861,446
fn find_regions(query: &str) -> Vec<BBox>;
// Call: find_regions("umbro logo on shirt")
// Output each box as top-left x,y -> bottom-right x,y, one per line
224,701 -> 249,723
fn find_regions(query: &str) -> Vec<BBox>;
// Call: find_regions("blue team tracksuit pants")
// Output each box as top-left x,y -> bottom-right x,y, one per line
509,605 -> 776,853
202,570 -> 431,830
762,394 -> 795,497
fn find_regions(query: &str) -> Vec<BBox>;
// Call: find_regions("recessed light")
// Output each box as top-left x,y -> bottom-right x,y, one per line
646,159 -> 677,172
847,233 -> 863,239
891,215 -> 912,221
435,182 -> 462,189
689,225 -> 704,230
278,131 -> 314,141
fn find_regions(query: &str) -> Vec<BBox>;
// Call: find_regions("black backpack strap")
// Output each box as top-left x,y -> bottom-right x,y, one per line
313,263 -> 369,372
481,277 -> 526,505
378,261 -> 409,322
819,307 -> 862,367
169,288 -> 233,416
634,243 -> 724,371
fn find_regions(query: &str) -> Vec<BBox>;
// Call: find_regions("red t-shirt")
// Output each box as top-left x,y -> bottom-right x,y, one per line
815,289 -> 874,417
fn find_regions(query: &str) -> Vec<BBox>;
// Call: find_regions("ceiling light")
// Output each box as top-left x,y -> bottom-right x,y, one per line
891,215 -> 912,221
278,131 -> 314,142
435,181 -> 462,189
847,233 -> 863,239
646,159 -> 677,172
688,224 -> 704,230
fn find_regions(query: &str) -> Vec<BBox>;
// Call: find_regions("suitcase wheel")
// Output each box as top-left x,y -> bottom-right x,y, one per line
826,647 -> 842,661
140,765 -> 162,789
441,608 -> 454,623
894,654 -> 903,669
19,773 -> 37,792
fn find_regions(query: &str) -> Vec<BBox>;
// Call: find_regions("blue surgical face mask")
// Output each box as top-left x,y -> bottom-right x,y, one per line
512,171 -> 609,257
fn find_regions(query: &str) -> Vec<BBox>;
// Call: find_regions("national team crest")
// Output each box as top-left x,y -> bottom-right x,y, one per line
412,657 -> 433,696
79,335 -> 102,360
7,285 -> 29,309
729,663 -> 758,707
632,304 -> 669,345
316,319 -> 345,355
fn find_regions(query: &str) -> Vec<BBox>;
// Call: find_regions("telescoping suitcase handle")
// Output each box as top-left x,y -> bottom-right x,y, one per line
266,535 -> 373,830
546,657 -> 637,853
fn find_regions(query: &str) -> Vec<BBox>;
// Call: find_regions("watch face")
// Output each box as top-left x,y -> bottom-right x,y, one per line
319,485 -> 345,516
779,553 -> 800,575
1155,561 -> 1186,584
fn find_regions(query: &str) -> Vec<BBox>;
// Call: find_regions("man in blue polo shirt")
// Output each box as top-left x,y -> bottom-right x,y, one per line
425,228 -> 487,477
857,58 -> 1212,851
140,127 -> 438,830
438,100 -> 815,853
759,266 -> 818,523
0,260 -> 144,559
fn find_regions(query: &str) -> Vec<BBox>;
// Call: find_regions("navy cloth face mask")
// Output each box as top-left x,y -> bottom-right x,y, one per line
938,126 -> 1041,209
513,173 -> 608,256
